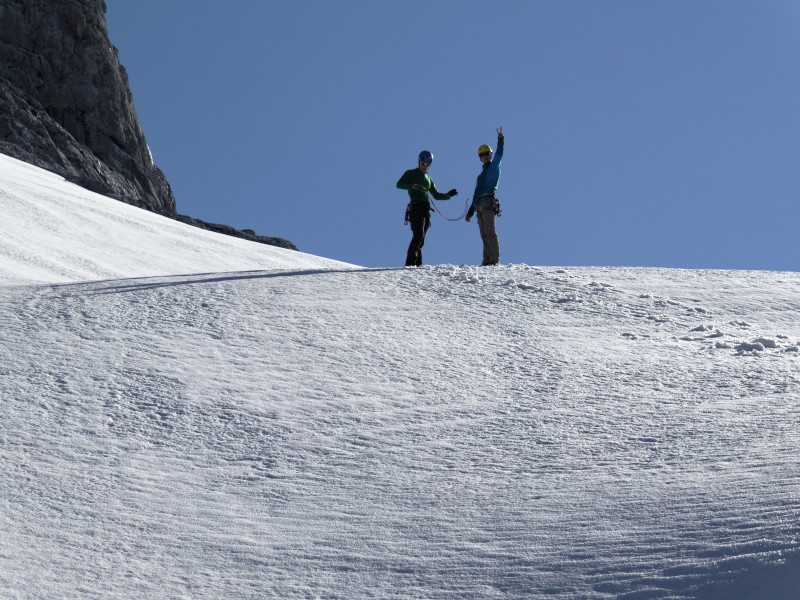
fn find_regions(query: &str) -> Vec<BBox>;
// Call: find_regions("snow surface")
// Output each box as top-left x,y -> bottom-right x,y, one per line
0,154 -> 351,285
2,153 -> 800,599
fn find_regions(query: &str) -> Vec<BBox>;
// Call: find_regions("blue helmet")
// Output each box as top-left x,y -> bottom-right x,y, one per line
418,150 -> 433,164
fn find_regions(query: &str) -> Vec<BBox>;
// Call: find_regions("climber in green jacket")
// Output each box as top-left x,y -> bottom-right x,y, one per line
396,150 -> 457,267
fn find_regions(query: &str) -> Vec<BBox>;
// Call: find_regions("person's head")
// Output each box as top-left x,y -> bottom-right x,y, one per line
418,150 -> 433,173
478,144 -> 493,164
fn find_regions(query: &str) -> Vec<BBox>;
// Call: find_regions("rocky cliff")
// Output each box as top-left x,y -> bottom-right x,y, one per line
0,0 -> 296,250
0,0 -> 175,213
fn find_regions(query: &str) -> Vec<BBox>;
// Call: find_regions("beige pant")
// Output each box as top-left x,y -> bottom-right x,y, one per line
476,200 -> 500,266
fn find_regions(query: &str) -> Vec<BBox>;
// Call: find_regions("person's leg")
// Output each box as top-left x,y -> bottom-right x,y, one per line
482,209 -> 499,265
405,204 -> 429,266
415,208 -> 431,266
476,206 -> 493,265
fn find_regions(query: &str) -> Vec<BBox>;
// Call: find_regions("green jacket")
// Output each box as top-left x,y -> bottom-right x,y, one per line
396,168 -> 451,207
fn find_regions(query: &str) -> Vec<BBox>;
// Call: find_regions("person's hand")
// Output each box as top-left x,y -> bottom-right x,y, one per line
447,189 -> 458,197
411,184 -> 425,192
497,127 -> 504,139
465,215 -> 471,223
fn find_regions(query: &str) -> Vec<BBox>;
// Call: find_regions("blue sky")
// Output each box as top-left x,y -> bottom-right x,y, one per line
105,1 -> 800,270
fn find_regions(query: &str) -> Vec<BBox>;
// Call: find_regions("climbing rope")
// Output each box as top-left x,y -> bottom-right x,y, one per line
404,188 -> 470,224
427,189 -> 469,222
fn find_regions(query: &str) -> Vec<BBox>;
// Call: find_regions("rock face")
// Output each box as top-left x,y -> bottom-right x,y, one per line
0,0 -> 174,213
0,0 -> 297,250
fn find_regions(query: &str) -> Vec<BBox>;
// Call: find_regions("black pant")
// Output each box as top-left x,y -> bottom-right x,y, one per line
405,203 -> 431,267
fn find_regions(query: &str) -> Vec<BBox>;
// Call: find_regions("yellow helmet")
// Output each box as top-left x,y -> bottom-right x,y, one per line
478,144 -> 493,156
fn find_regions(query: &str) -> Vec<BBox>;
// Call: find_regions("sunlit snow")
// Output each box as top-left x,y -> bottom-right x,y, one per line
1,153 -> 799,599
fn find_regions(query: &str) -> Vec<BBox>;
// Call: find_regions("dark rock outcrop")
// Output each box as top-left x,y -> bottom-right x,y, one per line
0,0 -> 295,249
0,0 -> 175,213
175,214 -> 298,251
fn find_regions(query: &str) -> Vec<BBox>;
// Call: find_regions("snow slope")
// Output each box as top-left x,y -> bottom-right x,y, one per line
0,154 -> 351,285
2,153 -> 800,599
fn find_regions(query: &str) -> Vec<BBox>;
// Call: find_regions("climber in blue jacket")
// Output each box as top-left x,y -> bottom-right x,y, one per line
466,127 -> 504,266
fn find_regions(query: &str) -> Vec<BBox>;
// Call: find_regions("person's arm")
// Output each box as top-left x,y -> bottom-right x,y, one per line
466,176 -> 482,222
482,130 -> 505,194
429,179 -> 456,201
494,128 -> 504,162
466,199 -> 476,222
396,170 -> 413,190
397,170 -> 428,202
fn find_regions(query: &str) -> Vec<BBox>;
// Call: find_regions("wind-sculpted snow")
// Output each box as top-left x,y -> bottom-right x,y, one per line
2,263 -> 800,599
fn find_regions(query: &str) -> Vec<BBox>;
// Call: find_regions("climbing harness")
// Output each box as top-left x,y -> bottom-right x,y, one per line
476,193 -> 502,217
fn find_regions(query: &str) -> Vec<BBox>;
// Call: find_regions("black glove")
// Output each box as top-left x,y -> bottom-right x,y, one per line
411,184 -> 425,193
447,189 -> 458,197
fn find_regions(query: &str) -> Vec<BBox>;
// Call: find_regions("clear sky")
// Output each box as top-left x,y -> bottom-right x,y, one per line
105,1 -> 800,271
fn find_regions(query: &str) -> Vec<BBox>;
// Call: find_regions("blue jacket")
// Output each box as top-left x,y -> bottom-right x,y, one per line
467,136 -> 504,219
